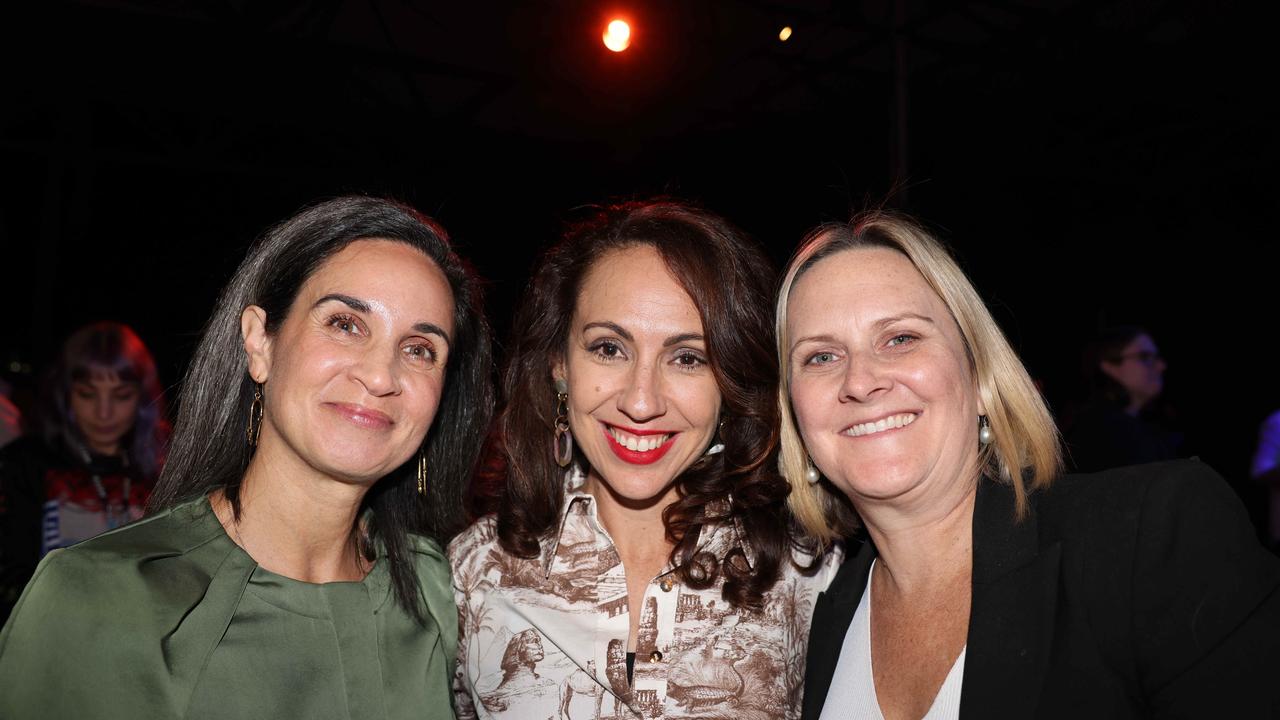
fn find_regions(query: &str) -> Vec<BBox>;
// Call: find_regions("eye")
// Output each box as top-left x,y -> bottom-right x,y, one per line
886,333 -> 917,348
805,351 -> 839,366
672,349 -> 708,370
328,313 -> 362,335
403,342 -> 439,366
588,339 -> 626,362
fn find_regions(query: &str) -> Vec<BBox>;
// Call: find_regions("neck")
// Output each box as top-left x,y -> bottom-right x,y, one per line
214,433 -> 372,583
856,474 -> 978,596
585,471 -> 677,565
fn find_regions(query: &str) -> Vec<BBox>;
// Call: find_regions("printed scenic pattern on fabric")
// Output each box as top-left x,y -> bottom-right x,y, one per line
450,474 -> 835,719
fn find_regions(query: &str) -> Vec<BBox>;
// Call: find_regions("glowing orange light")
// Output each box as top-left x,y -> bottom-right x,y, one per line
603,19 -> 631,52
779,26 -> 793,41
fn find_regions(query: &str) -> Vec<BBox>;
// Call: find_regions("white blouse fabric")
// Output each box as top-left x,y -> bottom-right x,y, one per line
450,466 -> 842,719
818,561 -> 966,720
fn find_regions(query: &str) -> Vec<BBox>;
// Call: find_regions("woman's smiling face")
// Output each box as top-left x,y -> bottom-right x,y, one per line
786,247 -> 983,509
556,244 -> 721,506
245,239 -> 456,485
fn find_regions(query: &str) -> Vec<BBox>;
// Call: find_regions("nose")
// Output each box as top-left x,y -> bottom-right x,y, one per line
96,394 -> 113,421
617,359 -> 667,423
839,352 -> 892,403
351,345 -> 402,397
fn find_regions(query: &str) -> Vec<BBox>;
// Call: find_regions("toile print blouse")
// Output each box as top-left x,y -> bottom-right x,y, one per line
449,467 -> 841,720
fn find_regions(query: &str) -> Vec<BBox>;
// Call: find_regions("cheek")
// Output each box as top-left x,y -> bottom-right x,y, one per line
788,378 -> 829,436
115,400 -> 140,423
406,374 -> 447,428
673,377 -> 721,429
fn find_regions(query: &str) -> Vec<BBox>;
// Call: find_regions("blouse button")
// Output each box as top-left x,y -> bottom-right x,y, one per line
659,578 -> 674,592
649,650 -> 664,663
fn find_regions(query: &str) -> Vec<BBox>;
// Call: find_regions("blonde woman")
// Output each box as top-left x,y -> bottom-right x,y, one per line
776,212 -> 1280,719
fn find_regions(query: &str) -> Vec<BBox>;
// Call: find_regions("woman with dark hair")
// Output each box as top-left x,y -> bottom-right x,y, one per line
0,196 -> 493,720
450,200 -> 839,720
1064,326 -> 1179,472
0,322 -> 168,621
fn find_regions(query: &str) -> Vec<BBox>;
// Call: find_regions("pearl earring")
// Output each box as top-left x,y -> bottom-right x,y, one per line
978,415 -> 993,446
805,464 -> 820,484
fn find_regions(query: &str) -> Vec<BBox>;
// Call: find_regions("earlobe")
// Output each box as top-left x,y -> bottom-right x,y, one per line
241,305 -> 272,383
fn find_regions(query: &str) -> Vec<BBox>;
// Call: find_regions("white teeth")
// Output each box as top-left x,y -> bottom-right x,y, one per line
609,427 -> 671,452
844,413 -> 916,438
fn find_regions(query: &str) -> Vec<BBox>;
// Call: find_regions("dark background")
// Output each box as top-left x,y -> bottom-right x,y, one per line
1,1 -> 1275,530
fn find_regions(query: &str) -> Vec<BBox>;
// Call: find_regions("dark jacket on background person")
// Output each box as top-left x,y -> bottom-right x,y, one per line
0,435 -> 150,622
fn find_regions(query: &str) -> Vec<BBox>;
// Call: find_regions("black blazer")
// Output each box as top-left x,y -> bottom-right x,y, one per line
801,460 -> 1280,719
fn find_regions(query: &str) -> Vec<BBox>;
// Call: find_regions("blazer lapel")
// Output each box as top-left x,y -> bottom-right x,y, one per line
801,539 -> 875,720
960,479 -> 1062,719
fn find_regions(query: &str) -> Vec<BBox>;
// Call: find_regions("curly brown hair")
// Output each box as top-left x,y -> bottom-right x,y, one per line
495,199 -> 810,610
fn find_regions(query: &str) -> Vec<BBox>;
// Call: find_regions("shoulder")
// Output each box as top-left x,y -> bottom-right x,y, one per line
75,495 -> 228,560
447,514 -> 500,574
781,540 -> 845,591
3,497 -> 237,627
0,436 -> 57,478
1035,459 -> 1243,537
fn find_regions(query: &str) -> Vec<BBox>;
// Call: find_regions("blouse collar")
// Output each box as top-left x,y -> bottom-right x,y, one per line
542,465 -> 759,578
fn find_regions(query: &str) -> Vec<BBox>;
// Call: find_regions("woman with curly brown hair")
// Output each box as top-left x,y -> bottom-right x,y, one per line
450,199 -> 840,720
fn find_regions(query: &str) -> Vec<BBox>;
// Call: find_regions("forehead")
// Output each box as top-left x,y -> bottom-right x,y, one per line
575,245 -> 703,331
789,247 -> 948,327
74,367 -> 130,389
1126,333 -> 1158,351
300,239 -> 454,325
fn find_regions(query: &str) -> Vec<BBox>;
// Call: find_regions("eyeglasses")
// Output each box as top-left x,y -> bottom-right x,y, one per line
1117,350 -> 1162,367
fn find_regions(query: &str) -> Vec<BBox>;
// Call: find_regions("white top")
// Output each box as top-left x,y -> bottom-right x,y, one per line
818,561 -> 966,720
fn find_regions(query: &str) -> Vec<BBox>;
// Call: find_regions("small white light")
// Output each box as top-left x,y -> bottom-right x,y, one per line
779,26 -> 793,41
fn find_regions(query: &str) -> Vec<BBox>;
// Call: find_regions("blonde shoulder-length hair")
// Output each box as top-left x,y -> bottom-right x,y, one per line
776,211 -> 1062,546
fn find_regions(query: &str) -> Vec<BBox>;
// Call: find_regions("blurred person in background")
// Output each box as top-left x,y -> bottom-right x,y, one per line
1252,408 -> 1280,552
1064,326 -> 1179,472
0,322 -> 168,622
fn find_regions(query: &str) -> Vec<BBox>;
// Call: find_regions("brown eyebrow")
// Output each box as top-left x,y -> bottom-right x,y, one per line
582,322 -> 703,348
412,322 -> 452,347
582,321 -> 633,342
315,293 -> 452,347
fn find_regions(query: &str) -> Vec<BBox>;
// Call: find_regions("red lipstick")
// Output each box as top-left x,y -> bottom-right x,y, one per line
602,424 -> 677,465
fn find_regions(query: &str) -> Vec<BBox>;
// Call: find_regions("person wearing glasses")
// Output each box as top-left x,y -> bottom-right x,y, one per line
1064,326 -> 1179,472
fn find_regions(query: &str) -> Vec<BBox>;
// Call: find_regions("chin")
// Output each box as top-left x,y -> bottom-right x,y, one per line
593,466 -> 680,505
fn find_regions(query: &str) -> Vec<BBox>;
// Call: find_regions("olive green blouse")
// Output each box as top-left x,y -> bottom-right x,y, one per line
0,495 -> 457,720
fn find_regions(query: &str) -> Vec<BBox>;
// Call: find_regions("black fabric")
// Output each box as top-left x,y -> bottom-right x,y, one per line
1064,401 -> 1179,472
626,652 -> 635,684
801,460 -> 1280,719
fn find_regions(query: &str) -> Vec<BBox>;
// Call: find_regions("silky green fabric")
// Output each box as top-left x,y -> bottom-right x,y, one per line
0,495 -> 457,720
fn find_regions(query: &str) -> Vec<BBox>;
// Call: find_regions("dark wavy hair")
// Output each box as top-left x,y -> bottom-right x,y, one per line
496,199 -> 805,610
149,195 -> 493,623
43,322 -> 169,478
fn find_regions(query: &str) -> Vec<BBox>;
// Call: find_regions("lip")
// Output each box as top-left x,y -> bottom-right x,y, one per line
840,411 -> 920,438
601,423 -> 678,465
326,402 -> 394,430
81,424 -> 128,438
